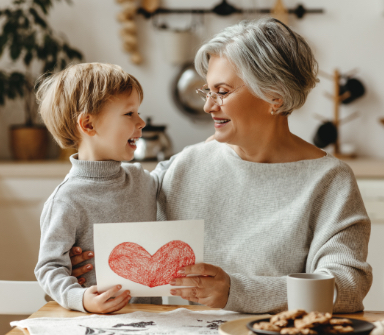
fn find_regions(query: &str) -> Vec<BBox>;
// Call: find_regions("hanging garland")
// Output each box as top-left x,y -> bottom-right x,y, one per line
116,0 -> 159,65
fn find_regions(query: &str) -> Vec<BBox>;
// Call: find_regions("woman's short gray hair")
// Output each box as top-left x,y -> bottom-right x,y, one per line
195,18 -> 319,115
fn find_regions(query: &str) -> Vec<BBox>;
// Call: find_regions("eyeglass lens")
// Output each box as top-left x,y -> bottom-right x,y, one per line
197,90 -> 222,106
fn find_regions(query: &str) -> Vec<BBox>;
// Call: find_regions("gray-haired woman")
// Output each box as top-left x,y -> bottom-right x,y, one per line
70,18 -> 372,314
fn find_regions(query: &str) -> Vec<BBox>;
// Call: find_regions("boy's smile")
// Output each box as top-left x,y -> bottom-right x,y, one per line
128,137 -> 139,148
78,89 -> 146,162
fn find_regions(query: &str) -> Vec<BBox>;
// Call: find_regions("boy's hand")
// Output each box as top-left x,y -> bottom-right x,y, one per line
70,246 -> 94,285
83,285 -> 131,314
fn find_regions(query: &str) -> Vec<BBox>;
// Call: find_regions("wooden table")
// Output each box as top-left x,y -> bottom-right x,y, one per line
6,302 -> 384,335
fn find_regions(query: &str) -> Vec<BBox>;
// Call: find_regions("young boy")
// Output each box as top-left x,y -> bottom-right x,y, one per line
34,63 -> 162,313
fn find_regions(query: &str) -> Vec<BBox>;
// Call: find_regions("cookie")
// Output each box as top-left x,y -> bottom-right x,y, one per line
253,322 -> 281,332
281,327 -> 318,335
294,312 -> 332,329
281,327 -> 303,335
273,318 -> 289,327
326,325 -> 354,334
271,309 -> 307,326
329,319 -> 353,326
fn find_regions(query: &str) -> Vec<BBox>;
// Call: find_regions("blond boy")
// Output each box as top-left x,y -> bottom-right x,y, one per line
34,63 -> 162,313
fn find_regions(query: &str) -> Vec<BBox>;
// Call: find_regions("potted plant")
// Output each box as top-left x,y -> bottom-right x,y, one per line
0,0 -> 83,160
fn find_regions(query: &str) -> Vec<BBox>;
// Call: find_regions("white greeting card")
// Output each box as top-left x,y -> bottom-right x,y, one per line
94,220 -> 204,296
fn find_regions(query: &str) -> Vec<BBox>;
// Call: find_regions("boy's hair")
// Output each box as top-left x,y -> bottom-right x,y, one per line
36,62 -> 143,149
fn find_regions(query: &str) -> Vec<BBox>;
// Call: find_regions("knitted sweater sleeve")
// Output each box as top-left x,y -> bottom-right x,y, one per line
35,198 -> 86,312
224,163 -> 372,314
151,153 -> 180,196
151,143 -> 207,195
306,163 -> 372,313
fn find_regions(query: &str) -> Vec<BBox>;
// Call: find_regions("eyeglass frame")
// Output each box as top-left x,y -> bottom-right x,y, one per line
195,84 -> 245,106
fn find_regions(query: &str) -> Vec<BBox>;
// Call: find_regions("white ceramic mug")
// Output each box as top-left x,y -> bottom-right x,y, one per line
287,273 -> 337,314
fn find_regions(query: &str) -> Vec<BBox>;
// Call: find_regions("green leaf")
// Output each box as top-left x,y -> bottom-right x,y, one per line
21,15 -> 30,29
33,0 -> 53,15
3,18 -> 18,35
70,48 -> 82,60
23,32 -> 36,51
60,58 -> 66,70
43,60 -> 56,73
9,9 -> 23,25
62,43 -> 70,54
37,45 -> 47,60
6,85 -> 17,99
24,51 -> 33,66
63,43 -> 83,60
0,34 -> 9,56
0,74 -> 6,105
9,72 -> 25,97
0,71 -> 6,83
10,37 -> 22,60
29,7 -> 47,28
44,34 -> 59,56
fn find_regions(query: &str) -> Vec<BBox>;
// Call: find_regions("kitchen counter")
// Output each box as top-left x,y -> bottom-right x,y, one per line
0,160 -> 159,177
341,158 -> 384,178
0,157 -> 383,178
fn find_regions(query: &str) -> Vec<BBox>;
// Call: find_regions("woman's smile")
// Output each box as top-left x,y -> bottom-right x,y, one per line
213,117 -> 231,128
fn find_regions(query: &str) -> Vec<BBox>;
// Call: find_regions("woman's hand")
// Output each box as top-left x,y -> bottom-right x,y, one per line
169,263 -> 230,308
83,285 -> 131,314
69,246 -> 94,285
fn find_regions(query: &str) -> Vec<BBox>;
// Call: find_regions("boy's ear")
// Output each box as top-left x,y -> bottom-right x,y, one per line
77,114 -> 96,136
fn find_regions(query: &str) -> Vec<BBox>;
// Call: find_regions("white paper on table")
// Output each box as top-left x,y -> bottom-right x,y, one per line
94,220 -> 204,297
11,308 -> 263,335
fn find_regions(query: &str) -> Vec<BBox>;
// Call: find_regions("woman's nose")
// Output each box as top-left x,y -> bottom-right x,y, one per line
203,98 -> 220,114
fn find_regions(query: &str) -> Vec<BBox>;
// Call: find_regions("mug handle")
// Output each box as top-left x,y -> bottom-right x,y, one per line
333,286 -> 338,305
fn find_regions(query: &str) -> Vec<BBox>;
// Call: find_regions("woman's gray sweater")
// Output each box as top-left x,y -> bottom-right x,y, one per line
155,140 -> 372,314
35,155 -> 162,312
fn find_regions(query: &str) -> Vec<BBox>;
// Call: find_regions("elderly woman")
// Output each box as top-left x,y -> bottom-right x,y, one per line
70,18 -> 372,314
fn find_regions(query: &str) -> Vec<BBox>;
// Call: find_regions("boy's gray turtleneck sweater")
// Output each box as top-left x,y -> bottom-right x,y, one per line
35,155 -> 162,312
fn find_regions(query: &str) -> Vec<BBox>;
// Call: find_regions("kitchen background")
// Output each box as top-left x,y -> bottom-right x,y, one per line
1,0 -> 384,334
0,0 -> 384,158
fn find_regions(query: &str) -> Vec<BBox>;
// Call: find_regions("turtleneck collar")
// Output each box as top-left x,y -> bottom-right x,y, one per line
69,154 -> 122,179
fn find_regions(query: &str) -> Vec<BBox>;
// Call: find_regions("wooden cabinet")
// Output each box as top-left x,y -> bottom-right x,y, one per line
0,176 -> 64,280
0,161 -> 157,281
358,179 -> 384,311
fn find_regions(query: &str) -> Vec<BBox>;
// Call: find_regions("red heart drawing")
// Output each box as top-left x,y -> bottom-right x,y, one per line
108,240 -> 195,287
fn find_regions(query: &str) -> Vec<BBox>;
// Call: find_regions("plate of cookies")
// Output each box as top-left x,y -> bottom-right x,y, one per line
247,310 -> 375,335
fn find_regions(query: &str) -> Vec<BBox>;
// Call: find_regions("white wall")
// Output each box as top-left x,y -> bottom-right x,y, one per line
1,0 -> 384,159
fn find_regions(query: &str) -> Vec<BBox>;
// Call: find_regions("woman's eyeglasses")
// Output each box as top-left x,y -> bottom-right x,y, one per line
195,84 -> 245,106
